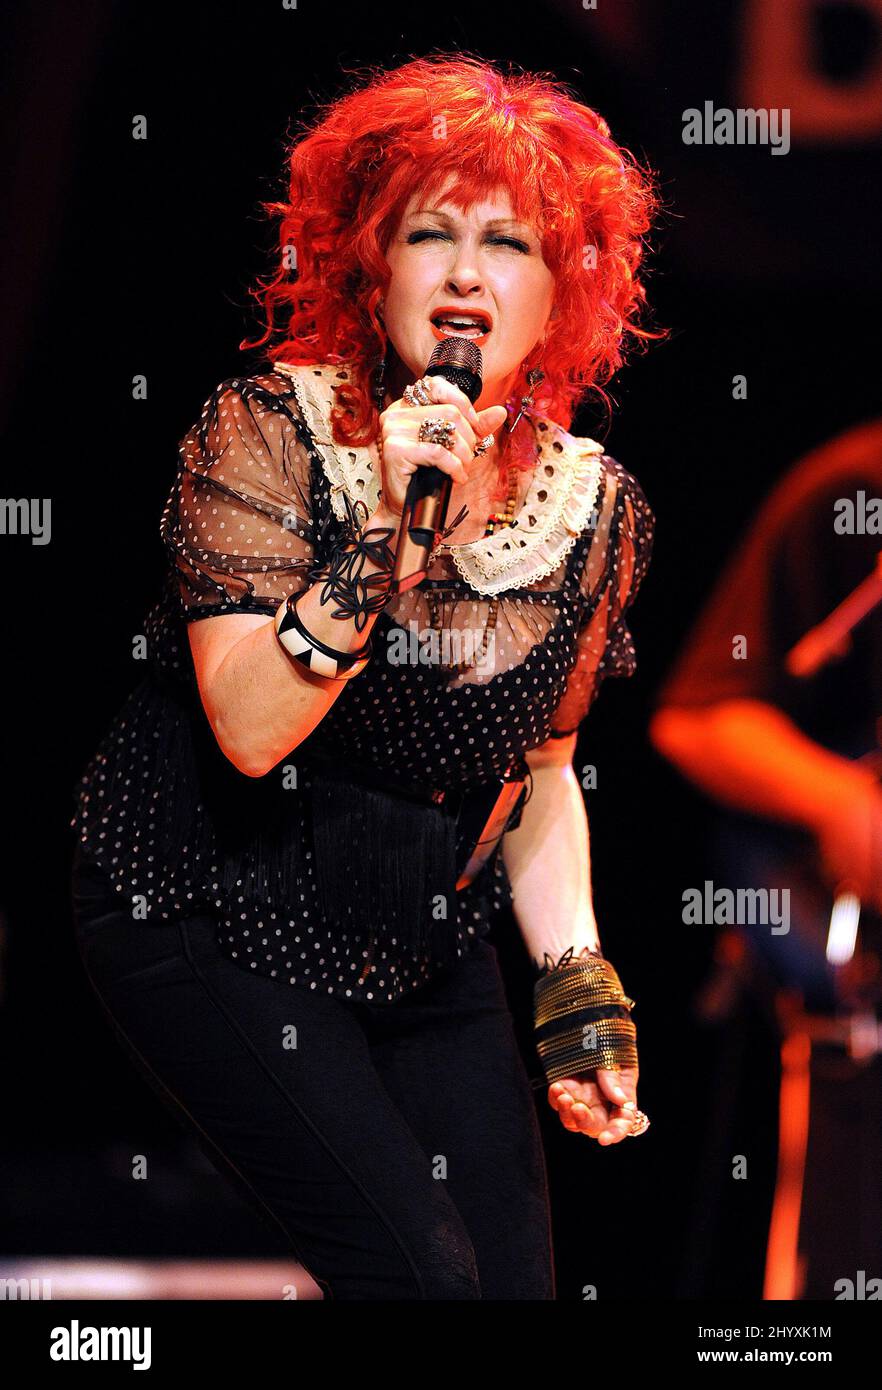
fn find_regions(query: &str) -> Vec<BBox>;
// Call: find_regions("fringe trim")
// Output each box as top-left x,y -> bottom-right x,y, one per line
309,760 -> 460,964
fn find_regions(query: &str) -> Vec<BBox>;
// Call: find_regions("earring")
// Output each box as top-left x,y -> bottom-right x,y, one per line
373,355 -> 387,410
508,366 -> 545,433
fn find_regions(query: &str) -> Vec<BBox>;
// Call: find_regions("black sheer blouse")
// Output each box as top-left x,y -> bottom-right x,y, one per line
71,361 -> 654,1002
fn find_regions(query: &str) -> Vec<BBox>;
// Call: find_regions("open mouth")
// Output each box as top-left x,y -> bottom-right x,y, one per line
430,311 -> 492,341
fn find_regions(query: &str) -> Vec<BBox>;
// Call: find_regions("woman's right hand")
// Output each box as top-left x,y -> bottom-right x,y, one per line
374,375 -> 508,519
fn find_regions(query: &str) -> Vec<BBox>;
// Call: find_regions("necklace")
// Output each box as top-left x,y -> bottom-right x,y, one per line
433,448 -> 514,549
425,463 -> 521,676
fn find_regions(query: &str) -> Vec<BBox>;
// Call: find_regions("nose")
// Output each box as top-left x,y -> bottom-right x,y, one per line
445,246 -> 485,299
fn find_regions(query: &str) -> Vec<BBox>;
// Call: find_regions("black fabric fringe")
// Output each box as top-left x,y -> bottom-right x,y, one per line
308,759 -> 459,964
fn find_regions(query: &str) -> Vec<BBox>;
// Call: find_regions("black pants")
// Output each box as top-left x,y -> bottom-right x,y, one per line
70,845 -> 556,1300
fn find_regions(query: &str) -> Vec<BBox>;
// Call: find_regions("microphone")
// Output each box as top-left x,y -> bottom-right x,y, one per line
388,337 -> 484,593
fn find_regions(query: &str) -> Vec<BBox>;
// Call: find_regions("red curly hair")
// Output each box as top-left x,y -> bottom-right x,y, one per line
244,52 -> 664,478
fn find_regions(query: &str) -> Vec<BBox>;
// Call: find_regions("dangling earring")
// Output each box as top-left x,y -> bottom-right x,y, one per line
508,366 -> 545,433
373,296 -> 388,409
373,355 -> 387,410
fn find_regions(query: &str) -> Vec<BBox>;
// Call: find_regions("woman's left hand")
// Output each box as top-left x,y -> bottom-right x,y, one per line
547,1066 -> 640,1145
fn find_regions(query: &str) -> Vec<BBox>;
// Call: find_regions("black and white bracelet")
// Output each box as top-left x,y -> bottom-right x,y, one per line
274,593 -> 373,681
274,493 -> 398,681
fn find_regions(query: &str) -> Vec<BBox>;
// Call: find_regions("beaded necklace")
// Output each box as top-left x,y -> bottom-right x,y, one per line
425,462 -> 521,676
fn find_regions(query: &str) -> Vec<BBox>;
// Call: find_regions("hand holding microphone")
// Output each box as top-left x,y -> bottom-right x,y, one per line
371,340 -> 508,591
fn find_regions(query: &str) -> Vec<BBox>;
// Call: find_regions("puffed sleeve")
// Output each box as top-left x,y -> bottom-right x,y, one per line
160,372 -> 318,620
548,457 -> 655,736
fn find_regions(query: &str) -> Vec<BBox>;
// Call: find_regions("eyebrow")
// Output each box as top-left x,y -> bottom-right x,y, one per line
408,208 -> 533,233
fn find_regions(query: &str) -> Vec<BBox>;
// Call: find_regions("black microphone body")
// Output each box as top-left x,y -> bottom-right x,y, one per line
388,339 -> 483,593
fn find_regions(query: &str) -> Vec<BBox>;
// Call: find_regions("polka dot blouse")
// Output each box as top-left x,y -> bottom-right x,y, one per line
71,362 -> 654,1003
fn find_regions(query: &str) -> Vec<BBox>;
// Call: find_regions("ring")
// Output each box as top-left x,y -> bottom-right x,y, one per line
404,378 -> 433,407
473,434 -> 495,458
624,1108 -> 650,1139
418,417 -> 456,451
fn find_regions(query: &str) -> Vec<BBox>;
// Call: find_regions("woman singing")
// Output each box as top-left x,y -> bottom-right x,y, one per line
71,54 -> 659,1300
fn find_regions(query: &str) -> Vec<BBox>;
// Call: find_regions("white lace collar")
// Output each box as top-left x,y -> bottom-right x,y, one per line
271,358 -> 606,597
